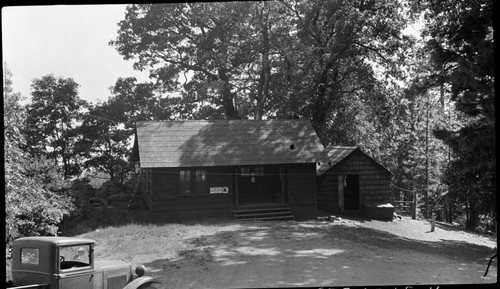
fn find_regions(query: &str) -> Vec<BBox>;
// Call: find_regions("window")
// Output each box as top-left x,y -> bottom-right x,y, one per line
59,244 -> 91,270
180,169 -> 207,194
255,166 -> 264,176
195,170 -> 207,194
241,167 -> 250,177
21,248 -> 39,265
180,170 -> 191,194
241,167 -> 264,177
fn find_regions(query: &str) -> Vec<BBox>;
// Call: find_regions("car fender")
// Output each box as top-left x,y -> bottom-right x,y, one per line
122,276 -> 161,289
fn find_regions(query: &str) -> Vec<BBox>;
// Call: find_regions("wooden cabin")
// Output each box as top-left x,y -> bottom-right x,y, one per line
132,120 -> 329,221
317,146 -> 392,215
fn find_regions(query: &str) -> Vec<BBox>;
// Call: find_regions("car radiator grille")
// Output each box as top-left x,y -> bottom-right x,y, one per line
107,275 -> 127,289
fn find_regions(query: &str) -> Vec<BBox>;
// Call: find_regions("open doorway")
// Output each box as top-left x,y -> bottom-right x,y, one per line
344,174 -> 360,211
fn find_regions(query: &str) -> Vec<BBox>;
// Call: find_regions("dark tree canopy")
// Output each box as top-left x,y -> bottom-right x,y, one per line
422,0 -> 494,229
24,74 -> 88,179
4,65 -> 73,243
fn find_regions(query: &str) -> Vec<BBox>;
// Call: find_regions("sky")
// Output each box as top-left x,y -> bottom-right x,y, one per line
2,4 -> 150,105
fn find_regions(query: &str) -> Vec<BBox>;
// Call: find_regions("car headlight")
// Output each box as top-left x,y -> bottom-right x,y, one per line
135,264 -> 146,277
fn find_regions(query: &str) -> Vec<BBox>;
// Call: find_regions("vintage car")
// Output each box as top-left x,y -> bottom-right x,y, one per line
8,236 -> 162,289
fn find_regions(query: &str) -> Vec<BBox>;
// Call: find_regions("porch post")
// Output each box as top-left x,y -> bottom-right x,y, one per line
338,175 -> 344,213
234,167 -> 239,206
280,165 -> 286,204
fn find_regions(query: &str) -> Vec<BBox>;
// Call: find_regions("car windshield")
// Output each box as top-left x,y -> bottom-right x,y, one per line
59,244 -> 91,269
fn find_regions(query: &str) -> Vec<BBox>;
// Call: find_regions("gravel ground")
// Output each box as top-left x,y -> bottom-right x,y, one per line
146,216 -> 497,288
344,215 -> 497,249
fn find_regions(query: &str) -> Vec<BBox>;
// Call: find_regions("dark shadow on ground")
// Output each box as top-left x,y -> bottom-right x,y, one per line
142,220 -> 497,288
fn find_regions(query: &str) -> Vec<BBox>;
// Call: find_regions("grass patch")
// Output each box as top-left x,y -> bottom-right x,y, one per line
77,221 -> 243,265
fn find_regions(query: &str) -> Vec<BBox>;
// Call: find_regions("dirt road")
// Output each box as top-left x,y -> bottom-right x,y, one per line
144,217 -> 497,288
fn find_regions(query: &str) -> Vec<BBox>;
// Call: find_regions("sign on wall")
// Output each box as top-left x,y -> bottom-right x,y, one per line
210,187 -> 229,194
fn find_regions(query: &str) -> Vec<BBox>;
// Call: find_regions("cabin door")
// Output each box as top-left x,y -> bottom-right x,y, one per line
238,166 -> 280,204
344,174 -> 360,211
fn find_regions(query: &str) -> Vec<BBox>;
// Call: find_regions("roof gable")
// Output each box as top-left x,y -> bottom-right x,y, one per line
317,145 -> 391,176
135,120 -> 329,168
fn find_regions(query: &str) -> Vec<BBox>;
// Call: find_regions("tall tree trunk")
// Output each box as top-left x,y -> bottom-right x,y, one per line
466,197 -> 480,230
255,1 -> 271,120
217,69 -> 240,119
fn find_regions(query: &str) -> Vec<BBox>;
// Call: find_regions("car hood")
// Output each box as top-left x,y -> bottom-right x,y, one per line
94,260 -> 132,271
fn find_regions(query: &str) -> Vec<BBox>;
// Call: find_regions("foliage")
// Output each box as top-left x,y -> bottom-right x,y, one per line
75,77 -> 177,181
110,2 -> 259,119
272,0 -> 413,142
23,74 -> 88,179
75,102 -> 132,182
421,0 -> 495,229
110,1 -> 412,136
4,64 -> 73,244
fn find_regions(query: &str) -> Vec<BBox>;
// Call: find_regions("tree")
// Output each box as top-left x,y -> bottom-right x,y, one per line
111,1 -> 413,140
4,64 -> 73,243
269,0 -> 414,143
24,75 -> 88,179
421,0 -> 494,229
111,2 -> 264,119
74,103 -> 132,183
75,77 -> 178,181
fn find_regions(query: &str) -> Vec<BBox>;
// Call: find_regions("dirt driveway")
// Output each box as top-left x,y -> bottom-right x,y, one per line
144,217 -> 497,288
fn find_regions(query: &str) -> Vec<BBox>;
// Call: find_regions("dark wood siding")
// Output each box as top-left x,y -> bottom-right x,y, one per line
149,166 -> 234,214
318,173 -> 340,213
318,150 -> 391,213
286,163 -> 318,219
147,163 -> 320,221
286,163 -> 317,205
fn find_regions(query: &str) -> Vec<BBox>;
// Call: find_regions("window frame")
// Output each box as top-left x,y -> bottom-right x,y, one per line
58,244 -> 92,271
180,169 -> 191,194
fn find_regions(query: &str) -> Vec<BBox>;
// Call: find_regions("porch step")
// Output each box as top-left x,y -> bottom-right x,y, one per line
234,204 -> 294,221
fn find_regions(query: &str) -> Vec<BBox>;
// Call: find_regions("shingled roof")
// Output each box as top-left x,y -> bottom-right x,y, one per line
316,145 -> 391,176
134,120 -> 329,168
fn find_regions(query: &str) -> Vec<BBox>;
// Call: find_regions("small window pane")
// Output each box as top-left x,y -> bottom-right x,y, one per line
180,170 -> 191,194
256,166 -> 264,176
195,170 -> 207,194
241,167 -> 250,177
21,248 -> 39,265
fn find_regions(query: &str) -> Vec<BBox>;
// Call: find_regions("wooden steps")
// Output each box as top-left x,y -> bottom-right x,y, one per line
234,204 -> 294,221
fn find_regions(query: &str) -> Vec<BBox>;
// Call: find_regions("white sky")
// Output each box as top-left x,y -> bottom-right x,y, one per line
2,4 -> 150,105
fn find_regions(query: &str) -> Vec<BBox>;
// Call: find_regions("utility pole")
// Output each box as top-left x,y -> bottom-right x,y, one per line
425,93 -> 430,219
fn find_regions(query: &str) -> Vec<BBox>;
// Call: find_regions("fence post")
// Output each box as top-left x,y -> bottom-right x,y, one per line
431,212 -> 435,232
411,190 -> 417,219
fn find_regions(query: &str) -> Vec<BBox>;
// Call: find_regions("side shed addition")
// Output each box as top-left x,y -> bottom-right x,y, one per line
317,146 -> 392,215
